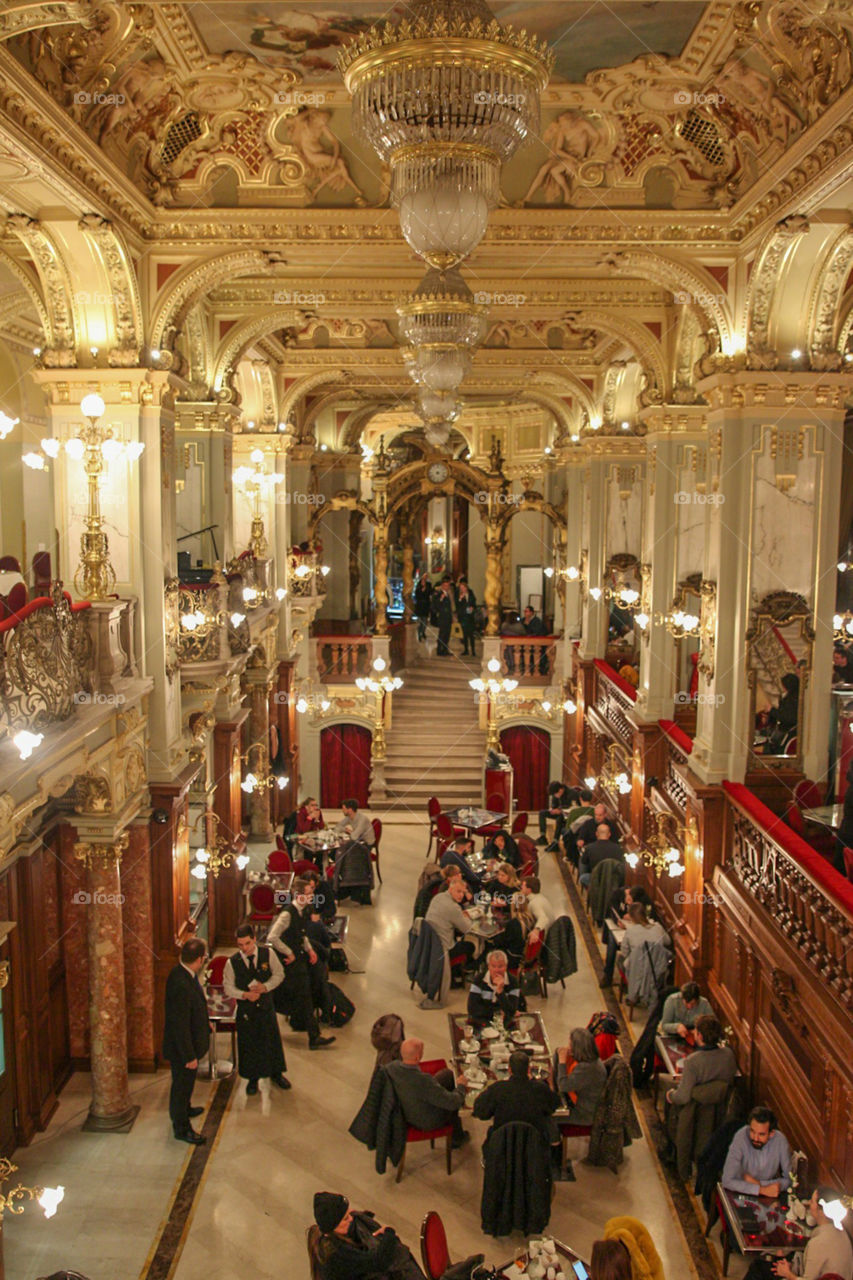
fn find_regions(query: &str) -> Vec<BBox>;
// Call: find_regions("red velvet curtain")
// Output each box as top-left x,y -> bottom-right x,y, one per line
500,725 -> 551,813
320,724 -> 372,808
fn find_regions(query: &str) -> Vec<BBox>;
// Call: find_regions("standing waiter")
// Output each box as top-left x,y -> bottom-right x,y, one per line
268,878 -> 336,1050
162,936 -> 210,1145
435,578 -> 454,657
223,923 -> 291,1095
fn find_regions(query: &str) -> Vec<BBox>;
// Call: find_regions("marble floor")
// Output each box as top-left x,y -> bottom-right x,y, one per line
5,815 -> 740,1280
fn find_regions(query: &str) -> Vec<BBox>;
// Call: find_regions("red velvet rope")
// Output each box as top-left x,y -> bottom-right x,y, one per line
594,658 -> 638,702
658,718 -> 694,755
0,592 -> 90,634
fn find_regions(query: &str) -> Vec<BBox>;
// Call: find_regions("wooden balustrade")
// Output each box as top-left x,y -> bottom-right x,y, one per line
315,635 -> 371,679
592,659 -> 636,749
500,636 -> 556,682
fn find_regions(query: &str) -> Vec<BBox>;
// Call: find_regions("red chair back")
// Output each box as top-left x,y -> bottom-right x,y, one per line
785,736 -> 798,756
486,792 -> 504,812
843,847 -> 853,883
372,817 -> 382,847
206,954 -> 228,986
523,932 -> 544,965
511,812 -> 528,835
248,883 -> 276,917
293,858 -> 321,877
420,1211 -> 450,1280
435,813 -> 454,841
427,796 -> 441,821
267,848 -> 292,873
419,1058 -> 447,1076
275,834 -> 287,851
794,780 -> 822,810
784,803 -> 806,836
6,582 -> 27,614
32,550 -> 50,591
0,556 -> 20,572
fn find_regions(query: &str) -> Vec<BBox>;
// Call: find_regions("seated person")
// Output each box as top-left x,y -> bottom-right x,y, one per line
832,643 -> 853,686
554,1027 -> 607,1125
473,1049 -> 560,1152
537,781 -> 575,850
422,877 -> 475,1007
562,788 -> 594,830
467,950 -> 521,1025
763,673 -> 800,753
579,823 -> 625,887
771,1187 -> 853,1280
520,874 -> 554,938
483,829 -> 521,869
564,801 -> 619,869
666,1015 -> 737,1108
600,885 -> 655,987
308,1192 -> 426,1280
660,981 -> 714,1037
722,1106 -> 792,1198
303,867 -> 337,922
619,902 -> 671,967
332,798 -> 374,848
385,1037 -> 468,1145
296,796 -> 324,834
440,836 -> 482,892
493,893 -> 537,971
413,863 -> 460,920
480,861 -> 520,908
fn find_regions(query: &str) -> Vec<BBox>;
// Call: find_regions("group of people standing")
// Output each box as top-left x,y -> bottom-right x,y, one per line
414,574 -> 479,656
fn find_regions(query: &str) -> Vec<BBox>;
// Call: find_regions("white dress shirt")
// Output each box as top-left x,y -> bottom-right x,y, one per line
223,946 -> 284,999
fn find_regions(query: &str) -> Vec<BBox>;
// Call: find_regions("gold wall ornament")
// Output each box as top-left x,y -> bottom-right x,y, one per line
0,960 -> 9,990
73,832 -> 129,870
190,810 -> 247,881
697,578 -> 717,682
74,772 -> 112,814
0,1155 -> 64,1220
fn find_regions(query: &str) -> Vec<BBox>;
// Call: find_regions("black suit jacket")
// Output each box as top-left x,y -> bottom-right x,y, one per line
473,1075 -> 560,1145
581,839 -> 625,876
162,963 -> 210,1066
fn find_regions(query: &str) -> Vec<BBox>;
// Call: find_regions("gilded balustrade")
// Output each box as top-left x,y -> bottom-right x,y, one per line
0,582 -> 92,737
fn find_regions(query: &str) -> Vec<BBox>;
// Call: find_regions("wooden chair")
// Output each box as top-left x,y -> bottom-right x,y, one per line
420,1211 -> 451,1280
266,848 -> 292,873
435,813 -> 457,858
371,817 -> 383,883
395,1059 -> 455,1183
426,796 -> 442,855
511,812 -> 529,836
475,792 -> 507,839
558,1120 -> 593,1178
247,883 -> 276,925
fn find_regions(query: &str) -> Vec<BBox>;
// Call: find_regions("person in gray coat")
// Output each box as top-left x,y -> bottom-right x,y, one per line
666,1015 -> 737,1106
554,1027 -> 607,1125
385,1037 -> 469,1145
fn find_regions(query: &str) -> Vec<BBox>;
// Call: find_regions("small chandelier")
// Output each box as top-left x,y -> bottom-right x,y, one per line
190,811 -> 249,881
400,267 -> 487,394
833,612 -> 853,642
626,810 -> 686,878
339,0 -> 553,269
662,608 -> 700,639
240,742 -> 289,795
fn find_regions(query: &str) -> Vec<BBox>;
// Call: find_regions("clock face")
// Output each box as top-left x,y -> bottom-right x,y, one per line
428,462 -> 449,484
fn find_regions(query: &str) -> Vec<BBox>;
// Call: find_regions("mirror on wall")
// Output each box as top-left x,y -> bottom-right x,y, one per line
672,574 -> 703,702
746,592 -> 812,768
604,552 -> 641,674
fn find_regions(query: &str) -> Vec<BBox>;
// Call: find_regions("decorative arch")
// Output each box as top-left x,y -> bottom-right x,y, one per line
743,216 -> 809,356
0,248 -> 50,339
149,251 -> 271,352
808,226 -> 853,365
212,320 -> 328,394
561,308 -> 668,398
308,492 -> 378,535
278,369 -> 353,429
494,492 -> 567,540
617,250 -> 734,352
5,215 -> 76,362
77,214 -> 143,364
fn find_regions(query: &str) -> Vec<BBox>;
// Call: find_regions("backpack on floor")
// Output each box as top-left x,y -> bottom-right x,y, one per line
327,982 -> 355,1026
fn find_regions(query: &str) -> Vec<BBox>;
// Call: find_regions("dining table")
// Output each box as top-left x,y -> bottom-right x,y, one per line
801,803 -> 844,830
495,1236 -> 588,1278
205,987 -> 237,1079
448,1010 -> 560,1109
444,805 -> 508,834
714,1182 -> 811,1276
293,828 -> 344,867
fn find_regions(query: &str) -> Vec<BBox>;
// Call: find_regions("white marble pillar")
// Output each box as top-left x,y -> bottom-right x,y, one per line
579,457 -> 607,659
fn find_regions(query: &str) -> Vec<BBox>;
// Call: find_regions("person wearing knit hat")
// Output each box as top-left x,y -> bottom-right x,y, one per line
307,1192 -> 426,1280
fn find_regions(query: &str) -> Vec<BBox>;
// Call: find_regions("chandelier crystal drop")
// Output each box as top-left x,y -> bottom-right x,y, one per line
339,0 -> 553,267
398,267 -> 488,351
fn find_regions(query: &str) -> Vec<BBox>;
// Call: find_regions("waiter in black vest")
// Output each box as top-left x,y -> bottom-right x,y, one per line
267,878 -> 336,1050
162,936 -> 210,1145
223,923 -> 291,1095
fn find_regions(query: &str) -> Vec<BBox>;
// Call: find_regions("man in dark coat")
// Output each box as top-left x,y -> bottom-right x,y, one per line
267,878 -> 336,1050
579,824 -> 625,887
223,923 -> 291,1094
456,576 -> 477,655
435,579 -> 454,656
473,1050 -> 560,1149
537,780 -> 573,850
162,936 -> 210,1145
565,801 -> 619,868
385,1037 -> 468,1145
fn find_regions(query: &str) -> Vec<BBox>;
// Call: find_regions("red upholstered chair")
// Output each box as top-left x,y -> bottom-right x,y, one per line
516,835 -> 538,873
5,582 -> 27,614
32,550 -> 51,593
435,813 -> 456,858
371,817 -> 383,883
395,1059 -> 455,1183
785,736 -> 798,756
205,954 -> 238,1073
558,1118 -> 593,1177
0,556 -> 20,572
266,848 -> 292,873
426,796 -> 442,855
511,812 -> 528,836
783,803 -> 807,836
275,834 -> 287,851
520,931 -> 546,998
843,848 -> 853,883
594,1032 -> 618,1061
420,1211 -> 451,1280
475,792 -> 507,839
247,882 -> 276,923
206,954 -> 229,986
292,858 -> 321,877
794,779 -> 823,810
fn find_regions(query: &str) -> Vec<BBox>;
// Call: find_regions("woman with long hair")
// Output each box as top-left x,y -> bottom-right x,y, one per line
554,1026 -> 607,1124
483,828 -> 521,868
481,860 -> 520,907
619,902 -> 670,963
497,892 -> 537,971
590,1239 -> 632,1280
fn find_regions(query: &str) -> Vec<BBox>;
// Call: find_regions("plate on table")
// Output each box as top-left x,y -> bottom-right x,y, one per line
511,1030 -> 532,1045
459,1038 -> 480,1053
465,1066 -> 486,1084
516,1015 -> 537,1032
481,1027 -> 501,1040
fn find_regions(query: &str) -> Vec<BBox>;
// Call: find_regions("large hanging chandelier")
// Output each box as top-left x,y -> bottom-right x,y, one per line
339,0 -> 553,268
399,267 -> 487,393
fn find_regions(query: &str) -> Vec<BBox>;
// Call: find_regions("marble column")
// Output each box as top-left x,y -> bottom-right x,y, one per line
483,523 -> 504,637
580,457 -> 607,660
561,458 -> 584,641
373,526 -> 389,636
74,836 -> 139,1132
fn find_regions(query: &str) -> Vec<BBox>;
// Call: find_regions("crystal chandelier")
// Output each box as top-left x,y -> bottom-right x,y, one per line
399,267 -> 487,394
339,0 -> 553,268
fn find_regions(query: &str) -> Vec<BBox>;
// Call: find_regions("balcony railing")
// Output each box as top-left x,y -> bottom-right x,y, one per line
0,583 -> 92,738
500,636 -> 556,683
723,782 -> 853,1009
315,635 -> 371,680
288,551 -> 328,598
592,659 -> 636,748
